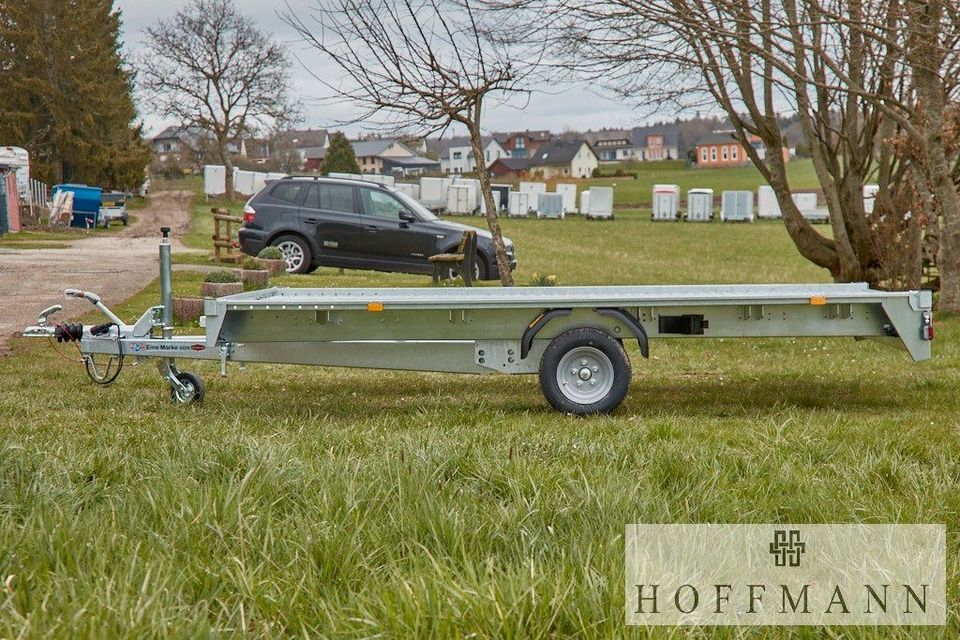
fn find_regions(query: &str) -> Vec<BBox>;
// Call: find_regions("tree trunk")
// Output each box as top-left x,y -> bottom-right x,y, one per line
909,0 -> 960,311
221,142 -> 235,201
468,121 -> 514,286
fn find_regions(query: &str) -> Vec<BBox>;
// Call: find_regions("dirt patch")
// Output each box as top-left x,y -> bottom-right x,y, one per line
0,191 -> 199,353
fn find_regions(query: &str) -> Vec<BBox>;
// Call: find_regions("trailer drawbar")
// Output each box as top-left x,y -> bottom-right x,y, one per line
24,228 -> 933,415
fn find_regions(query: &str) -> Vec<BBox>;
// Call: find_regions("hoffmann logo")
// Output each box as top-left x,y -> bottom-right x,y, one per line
625,524 -> 945,626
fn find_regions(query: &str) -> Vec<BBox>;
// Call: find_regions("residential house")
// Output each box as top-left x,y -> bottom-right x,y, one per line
151,126 -> 245,167
583,129 -> 635,163
281,129 -> 329,171
351,139 -> 440,176
494,130 -> 552,159
488,139 -> 598,179
694,131 -> 789,168
426,136 -> 509,174
631,125 -> 679,161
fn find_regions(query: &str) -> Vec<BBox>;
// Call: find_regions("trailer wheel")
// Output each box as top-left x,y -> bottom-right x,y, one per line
170,371 -> 205,404
539,328 -> 631,415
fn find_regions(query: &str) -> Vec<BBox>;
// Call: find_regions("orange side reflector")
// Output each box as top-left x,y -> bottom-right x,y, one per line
367,302 -> 384,312
810,295 -> 828,306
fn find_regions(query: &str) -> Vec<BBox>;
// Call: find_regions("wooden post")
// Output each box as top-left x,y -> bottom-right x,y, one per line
211,207 -> 243,263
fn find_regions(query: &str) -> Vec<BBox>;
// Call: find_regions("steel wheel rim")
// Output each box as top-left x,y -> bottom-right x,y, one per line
173,379 -> 195,404
556,346 -> 614,405
447,262 -> 481,280
277,241 -> 304,272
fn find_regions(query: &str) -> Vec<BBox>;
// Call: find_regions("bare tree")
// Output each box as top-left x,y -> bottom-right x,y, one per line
140,0 -> 299,199
284,0 -> 538,286
493,0 -> 960,302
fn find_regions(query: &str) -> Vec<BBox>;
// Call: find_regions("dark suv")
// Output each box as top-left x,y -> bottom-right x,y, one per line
238,176 -> 517,280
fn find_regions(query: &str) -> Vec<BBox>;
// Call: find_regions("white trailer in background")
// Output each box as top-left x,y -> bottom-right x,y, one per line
203,165 -> 227,197
446,183 -> 477,215
555,184 -> 578,214
0,146 -> 29,198
686,189 -> 714,222
720,191 -> 754,222
757,185 -> 782,219
359,174 -> 395,186
519,181 -> 547,197
651,184 -> 681,221
580,190 -> 591,216
863,184 -> 880,215
327,172 -> 361,181
419,177 -> 448,212
266,172 -> 285,183
491,184 -> 510,212
454,178 -> 482,212
251,172 -> 268,194
508,191 -> 534,217
394,182 -> 420,200
536,193 -> 565,219
479,190 -> 501,216
234,170 -> 257,196
792,193 -> 828,223
586,186 -> 614,220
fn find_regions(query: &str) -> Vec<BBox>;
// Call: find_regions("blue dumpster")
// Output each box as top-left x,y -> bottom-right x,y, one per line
54,184 -> 103,228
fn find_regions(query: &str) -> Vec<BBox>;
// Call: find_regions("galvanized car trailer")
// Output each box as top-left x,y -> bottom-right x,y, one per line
24,229 -> 934,414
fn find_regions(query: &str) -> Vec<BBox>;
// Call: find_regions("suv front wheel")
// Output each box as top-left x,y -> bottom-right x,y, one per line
445,253 -> 487,281
272,235 -> 313,274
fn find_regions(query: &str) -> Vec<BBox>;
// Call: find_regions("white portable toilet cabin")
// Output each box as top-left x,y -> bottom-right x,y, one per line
651,184 -> 681,221
586,186 -> 614,220
757,185 -> 782,219
686,188 -> 714,222
720,191 -> 754,222
580,190 -> 591,215
508,191 -> 533,217
536,193 -> 564,219
863,184 -> 880,215
446,183 -> 477,215
203,165 -> 226,197
554,184 -> 578,213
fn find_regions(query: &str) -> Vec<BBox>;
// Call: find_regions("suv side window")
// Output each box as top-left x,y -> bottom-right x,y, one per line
270,182 -> 304,204
305,183 -> 356,213
360,188 -> 406,220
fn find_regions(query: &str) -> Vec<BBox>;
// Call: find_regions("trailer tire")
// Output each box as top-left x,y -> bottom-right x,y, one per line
170,371 -> 205,404
539,328 -> 631,415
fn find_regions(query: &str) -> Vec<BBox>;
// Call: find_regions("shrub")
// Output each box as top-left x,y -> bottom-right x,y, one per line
529,272 -> 559,287
203,270 -> 240,284
591,167 -> 602,178
257,246 -> 283,260
241,257 -> 263,271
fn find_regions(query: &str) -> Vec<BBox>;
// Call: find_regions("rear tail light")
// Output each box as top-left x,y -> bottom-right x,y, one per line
243,204 -> 256,224
921,312 -> 934,341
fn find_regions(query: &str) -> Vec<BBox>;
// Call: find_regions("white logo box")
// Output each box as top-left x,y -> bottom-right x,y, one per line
625,524 -> 945,626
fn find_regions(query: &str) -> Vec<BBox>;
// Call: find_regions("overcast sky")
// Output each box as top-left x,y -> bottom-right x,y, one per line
115,0 -> 664,138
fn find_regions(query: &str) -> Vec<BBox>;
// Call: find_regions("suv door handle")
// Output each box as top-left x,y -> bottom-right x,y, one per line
303,217 -> 319,223
365,225 -> 378,232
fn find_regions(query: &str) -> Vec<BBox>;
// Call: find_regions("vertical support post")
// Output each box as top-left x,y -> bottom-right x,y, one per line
159,227 -> 173,339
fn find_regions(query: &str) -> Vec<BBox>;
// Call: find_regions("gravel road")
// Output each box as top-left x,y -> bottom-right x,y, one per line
0,191 -> 196,353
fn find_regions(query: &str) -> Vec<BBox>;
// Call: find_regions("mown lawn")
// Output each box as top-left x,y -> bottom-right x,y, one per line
2,198 -> 958,638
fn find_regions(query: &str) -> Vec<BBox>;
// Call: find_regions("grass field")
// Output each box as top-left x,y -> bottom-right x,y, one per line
2,192 -> 957,637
